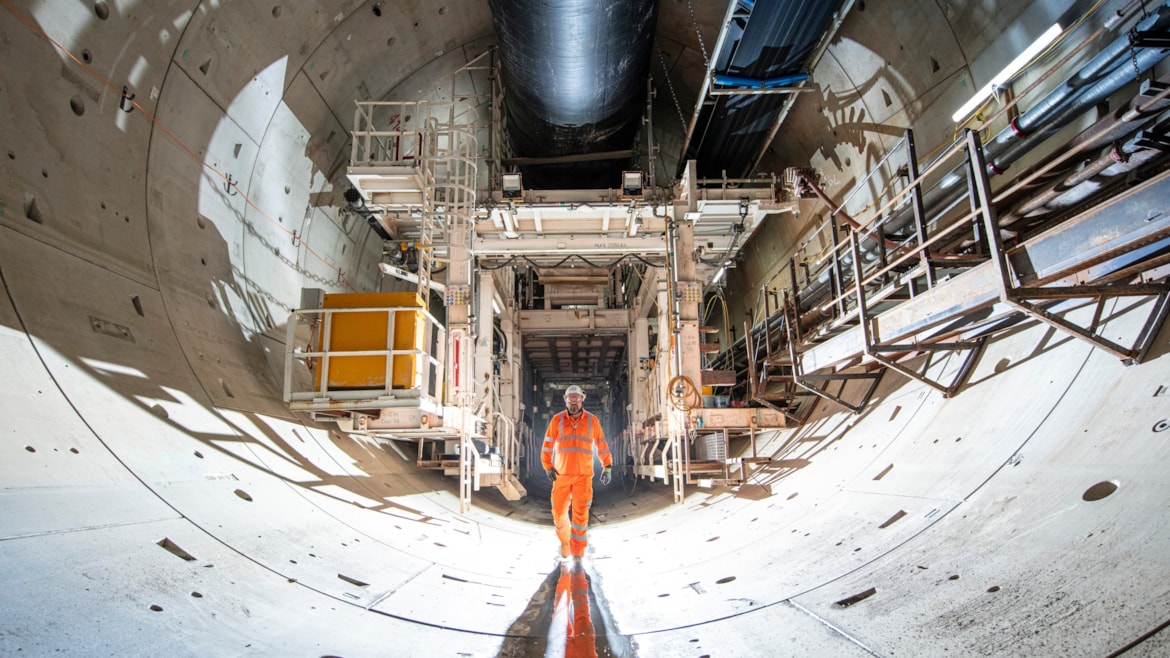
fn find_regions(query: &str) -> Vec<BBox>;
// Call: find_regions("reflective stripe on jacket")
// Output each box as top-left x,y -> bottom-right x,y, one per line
541,410 -> 611,475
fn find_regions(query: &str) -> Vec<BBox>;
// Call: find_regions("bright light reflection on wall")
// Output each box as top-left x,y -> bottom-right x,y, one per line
196,56 -> 290,342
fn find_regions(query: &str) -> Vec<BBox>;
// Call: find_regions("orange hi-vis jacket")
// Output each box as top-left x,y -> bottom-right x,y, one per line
542,410 -> 612,475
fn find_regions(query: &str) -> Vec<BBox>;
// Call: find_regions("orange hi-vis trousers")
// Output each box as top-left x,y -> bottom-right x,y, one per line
551,473 -> 593,558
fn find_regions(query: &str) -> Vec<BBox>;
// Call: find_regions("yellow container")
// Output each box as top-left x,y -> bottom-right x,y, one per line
314,292 -> 426,390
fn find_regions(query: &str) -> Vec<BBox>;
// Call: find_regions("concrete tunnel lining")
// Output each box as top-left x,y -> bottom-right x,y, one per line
3,0 -> 1170,655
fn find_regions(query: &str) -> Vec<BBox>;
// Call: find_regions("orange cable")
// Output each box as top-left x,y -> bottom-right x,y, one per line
2,0 -> 353,289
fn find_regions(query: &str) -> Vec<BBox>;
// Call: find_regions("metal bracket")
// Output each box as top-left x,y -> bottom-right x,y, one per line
850,226 -> 986,396
968,129 -> 1170,365
783,289 -> 883,414
119,86 -> 135,113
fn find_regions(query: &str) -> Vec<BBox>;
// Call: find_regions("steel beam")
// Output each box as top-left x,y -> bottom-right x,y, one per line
473,235 -> 669,256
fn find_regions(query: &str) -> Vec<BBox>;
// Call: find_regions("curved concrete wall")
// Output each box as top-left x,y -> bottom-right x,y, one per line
2,1 -> 1169,655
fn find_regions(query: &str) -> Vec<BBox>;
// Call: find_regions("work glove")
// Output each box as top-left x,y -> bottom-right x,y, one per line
600,467 -> 612,486
546,468 -> 557,482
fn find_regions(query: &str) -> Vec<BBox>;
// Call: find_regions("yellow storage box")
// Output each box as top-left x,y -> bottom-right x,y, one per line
314,292 -> 426,390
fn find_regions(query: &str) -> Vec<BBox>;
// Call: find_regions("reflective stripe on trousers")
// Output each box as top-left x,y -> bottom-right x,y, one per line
551,473 -> 593,558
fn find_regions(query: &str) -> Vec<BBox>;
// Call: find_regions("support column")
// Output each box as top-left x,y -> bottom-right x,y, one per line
475,269 -> 496,444
673,218 -> 703,405
445,219 -> 475,514
446,221 -> 474,405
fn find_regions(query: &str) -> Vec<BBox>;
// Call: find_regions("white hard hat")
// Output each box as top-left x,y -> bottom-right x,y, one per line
564,385 -> 586,399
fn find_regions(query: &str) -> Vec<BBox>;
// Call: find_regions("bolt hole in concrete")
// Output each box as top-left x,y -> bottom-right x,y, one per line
70,448 -> 78,454
94,2 -> 109,20
716,576 -> 736,584
150,404 -> 168,419
149,604 -> 163,612
25,446 -> 35,452
338,573 -> 369,587
835,587 -> 877,607
234,489 -> 253,502
70,95 -> 84,116
948,574 -> 960,580
191,592 -> 203,598
157,538 -> 196,561
879,510 -> 907,528
995,357 -> 1011,373
193,450 -> 204,459
1083,480 -> 1119,501
271,6 -> 280,18
219,379 -> 234,398
1153,419 -> 1169,432
988,585 -> 1001,593
25,196 -> 43,223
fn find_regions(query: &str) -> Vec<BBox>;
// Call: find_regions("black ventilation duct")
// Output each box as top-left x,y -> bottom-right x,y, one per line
489,0 -> 659,189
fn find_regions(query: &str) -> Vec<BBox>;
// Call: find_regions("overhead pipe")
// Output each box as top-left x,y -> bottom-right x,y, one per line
488,0 -> 658,188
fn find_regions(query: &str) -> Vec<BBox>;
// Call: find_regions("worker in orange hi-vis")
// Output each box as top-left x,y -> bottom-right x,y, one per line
542,384 -> 612,560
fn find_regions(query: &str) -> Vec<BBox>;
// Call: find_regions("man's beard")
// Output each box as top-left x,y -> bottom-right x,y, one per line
567,406 -> 583,418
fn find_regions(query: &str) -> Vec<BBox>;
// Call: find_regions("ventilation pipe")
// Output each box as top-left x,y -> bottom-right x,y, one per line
488,0 -> 659,188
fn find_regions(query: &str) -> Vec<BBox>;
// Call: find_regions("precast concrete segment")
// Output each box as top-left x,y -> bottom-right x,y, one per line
793,300 -> 1170,656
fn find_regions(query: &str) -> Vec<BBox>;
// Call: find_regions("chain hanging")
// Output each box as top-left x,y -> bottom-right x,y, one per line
1128,0 -> 1151,82
656,46 -> 689,135
687,0 -> 711,69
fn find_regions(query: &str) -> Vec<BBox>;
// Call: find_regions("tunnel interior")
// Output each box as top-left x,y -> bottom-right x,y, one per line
3,1 -> 1170,656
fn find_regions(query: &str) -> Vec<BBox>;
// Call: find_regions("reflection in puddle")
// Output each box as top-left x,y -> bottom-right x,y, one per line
499,560 -> 627,657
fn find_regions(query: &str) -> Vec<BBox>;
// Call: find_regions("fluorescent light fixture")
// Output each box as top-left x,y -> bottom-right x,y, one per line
712,266 -> 727,284
951,23 -> 1062,123
492,298 -> 502,315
